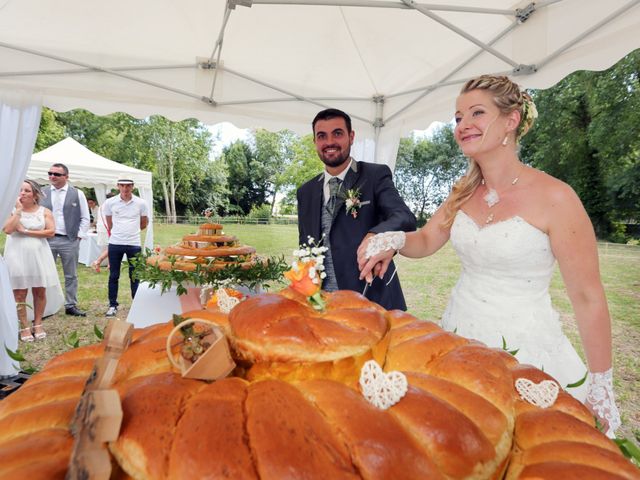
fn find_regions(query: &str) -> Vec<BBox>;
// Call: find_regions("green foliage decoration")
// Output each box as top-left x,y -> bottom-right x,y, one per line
4,344 -> 38,374
132,248 -> 289,296
63,331 -> 80,349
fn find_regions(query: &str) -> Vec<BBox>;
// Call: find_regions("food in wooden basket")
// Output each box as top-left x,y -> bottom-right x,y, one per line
147,223 -> 257,272
0,290 -> 637,479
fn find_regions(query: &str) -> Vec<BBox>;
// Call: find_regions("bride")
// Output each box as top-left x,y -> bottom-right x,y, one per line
358,74 -> 621,437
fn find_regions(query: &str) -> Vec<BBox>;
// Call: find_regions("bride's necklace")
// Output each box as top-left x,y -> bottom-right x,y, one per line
481,164 -> 525,224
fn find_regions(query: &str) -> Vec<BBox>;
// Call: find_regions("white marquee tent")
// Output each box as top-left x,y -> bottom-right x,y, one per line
29,137 -> 154,249
1,0 -> 640,168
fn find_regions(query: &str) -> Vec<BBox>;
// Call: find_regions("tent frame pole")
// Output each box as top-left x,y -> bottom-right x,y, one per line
536,0 -> 640,70
251,0 -> 514,15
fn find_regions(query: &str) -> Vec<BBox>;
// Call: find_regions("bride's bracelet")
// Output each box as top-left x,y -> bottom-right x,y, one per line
586,368 -> 621,438
365,231 -> 406,259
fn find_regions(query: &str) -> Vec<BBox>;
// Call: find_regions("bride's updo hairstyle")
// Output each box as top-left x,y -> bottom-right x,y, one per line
442,74 -> 537,228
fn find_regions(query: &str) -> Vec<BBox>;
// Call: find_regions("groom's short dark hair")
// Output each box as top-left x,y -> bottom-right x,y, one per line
312,108 -> 352,134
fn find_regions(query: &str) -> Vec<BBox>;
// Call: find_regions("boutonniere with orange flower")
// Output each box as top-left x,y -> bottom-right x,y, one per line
284,237 -> 327,310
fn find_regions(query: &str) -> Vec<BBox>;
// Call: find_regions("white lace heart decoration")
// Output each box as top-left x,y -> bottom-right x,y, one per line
216,288 -> 241,314
515,378 -> 559,409
359,360 -> 408,410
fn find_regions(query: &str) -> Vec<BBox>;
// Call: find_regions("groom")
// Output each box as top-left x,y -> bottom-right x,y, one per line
296,108 -> 416,311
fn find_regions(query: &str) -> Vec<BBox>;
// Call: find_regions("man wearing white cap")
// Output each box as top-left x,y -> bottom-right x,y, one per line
102,176 -> 149,317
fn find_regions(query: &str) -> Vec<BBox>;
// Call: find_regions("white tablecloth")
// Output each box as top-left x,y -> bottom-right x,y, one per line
126,282 -> 202,328
79,233 -> 104,266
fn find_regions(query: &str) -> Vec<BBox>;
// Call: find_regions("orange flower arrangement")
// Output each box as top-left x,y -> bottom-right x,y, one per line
284,238 -> 327,310
284,261 -> 320,297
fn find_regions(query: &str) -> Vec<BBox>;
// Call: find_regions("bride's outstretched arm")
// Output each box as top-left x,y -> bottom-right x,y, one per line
548,181 -> 620,437
357,204 -> 451,282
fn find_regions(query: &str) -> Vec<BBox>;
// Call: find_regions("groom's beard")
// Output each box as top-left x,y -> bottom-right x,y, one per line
320,144 -> 351,168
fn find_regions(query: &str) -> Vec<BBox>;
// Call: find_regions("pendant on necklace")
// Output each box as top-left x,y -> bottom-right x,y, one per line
483,188 -> 499,208
485,213 -> 495,224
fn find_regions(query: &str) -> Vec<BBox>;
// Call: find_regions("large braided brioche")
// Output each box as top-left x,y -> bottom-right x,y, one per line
0,290 -> 637,479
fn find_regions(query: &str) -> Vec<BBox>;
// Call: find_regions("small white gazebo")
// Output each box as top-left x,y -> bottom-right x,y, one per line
28,137 -> 154,249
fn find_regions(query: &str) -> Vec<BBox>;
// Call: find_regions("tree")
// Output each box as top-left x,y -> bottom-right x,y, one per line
144,116 -> 213,223
35,107 -> 66,151
520,58 -> 640,238
278,134 -> 324,214
222,140 -> 263,214
188,158 -> 230,216
394,125 -> 466,224
252,129 -> 290,215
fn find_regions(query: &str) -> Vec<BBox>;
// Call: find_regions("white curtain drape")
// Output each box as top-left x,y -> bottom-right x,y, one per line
139,186 -> 154,250
0,91 -> 42,377
94,185 -> 107,206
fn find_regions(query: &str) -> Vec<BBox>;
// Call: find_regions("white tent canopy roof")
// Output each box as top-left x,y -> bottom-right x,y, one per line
29,137 -> 152,190
2,0 -> 640,167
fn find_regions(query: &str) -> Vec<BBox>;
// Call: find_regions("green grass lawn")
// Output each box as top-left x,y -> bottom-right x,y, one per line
2,223 -> 639,440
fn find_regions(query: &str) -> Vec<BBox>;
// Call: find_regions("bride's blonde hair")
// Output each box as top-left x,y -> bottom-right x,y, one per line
442,75 -> 536,228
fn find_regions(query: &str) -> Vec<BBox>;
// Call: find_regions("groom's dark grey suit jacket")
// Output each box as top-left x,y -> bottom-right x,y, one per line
296,160 -> 416,311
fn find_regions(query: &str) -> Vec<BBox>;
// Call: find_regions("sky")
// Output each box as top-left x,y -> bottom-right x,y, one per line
209,122 -> 251,158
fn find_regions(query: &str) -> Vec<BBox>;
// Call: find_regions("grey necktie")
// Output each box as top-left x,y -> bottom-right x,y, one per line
326,177 -> 342,216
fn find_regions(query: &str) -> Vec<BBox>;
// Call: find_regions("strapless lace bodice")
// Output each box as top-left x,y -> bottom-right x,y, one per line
450,211 -> 555,306
441,210 -> 587,399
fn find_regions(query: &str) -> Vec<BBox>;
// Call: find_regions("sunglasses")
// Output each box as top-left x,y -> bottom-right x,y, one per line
47,172 -> 66,177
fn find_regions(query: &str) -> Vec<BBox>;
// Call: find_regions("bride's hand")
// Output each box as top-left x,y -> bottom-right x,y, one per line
358,231 -> 406,282
584,369 -> 621,438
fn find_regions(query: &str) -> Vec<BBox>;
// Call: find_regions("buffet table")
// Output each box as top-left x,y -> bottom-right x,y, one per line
126,282 -> 202,328
78,232 -> 104,266
127,283 -> 260,328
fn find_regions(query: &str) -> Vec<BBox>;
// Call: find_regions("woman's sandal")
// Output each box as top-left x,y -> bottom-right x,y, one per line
19,327 -> 34,342
33,324 -> 47,340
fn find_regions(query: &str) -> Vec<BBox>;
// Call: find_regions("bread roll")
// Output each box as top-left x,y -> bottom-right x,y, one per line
229,291 -> 387,362
245,379 -> 358,479
297,379 -> 443,479
0,376 -> 85,418
507,441 -> 640,480
0,429 -> 72,479
0,289 -> 634,479
0,399 -> 77,444
168,378 -> 257,479
109,373 -> 204,479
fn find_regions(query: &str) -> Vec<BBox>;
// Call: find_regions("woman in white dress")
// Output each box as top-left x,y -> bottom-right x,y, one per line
3,180 -> 60,342
358,75 -> 621,437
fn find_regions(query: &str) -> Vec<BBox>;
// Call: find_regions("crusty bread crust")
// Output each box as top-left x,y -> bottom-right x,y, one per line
0,289 -> 632,480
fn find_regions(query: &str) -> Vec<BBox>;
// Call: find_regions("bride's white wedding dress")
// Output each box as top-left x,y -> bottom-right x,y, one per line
441,210 -> 588,401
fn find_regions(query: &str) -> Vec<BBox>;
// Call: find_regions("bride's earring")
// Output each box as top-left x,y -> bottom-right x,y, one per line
502,135 -> 509,146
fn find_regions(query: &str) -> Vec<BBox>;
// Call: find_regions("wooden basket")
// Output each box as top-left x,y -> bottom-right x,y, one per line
166,318 -> 235,381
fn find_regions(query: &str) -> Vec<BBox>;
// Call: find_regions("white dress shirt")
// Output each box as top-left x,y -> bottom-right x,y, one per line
50,184 -> 90,238
323,158 -> 353,204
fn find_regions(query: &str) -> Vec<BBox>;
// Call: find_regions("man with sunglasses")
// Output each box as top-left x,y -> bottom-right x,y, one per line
40,163 -> 90,316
